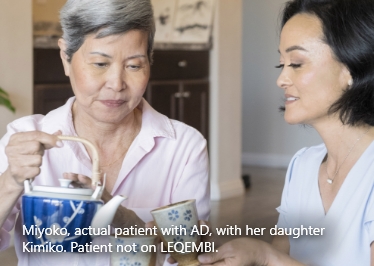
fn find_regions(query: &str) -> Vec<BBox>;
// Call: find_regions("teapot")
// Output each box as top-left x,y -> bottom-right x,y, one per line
21,136 -> 125,252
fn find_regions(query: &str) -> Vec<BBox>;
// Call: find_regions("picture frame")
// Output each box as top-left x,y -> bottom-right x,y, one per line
152,0 -> 215,45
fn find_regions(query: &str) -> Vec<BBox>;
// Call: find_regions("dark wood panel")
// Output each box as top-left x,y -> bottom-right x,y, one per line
146,80 -> 209,141
151,50 -> 209,80
146,81 -> 180,120
34,84 -> 74,115
182,81 -> 209,140
34,49 -> 69,84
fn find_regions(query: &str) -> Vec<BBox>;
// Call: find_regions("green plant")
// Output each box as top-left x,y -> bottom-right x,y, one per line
0,87 -> 16,113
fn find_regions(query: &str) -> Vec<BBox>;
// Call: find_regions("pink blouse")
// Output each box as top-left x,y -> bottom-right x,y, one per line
0,97 -> 210,265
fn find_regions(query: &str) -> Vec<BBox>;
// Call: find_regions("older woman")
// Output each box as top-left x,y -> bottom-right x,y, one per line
0,0 -> 209,265
199,0 -> 374,265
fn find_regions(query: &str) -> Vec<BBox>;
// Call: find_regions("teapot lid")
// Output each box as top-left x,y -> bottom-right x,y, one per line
25,179 -> 94,198
31,186 -> 94,196
24,178 -> 104,201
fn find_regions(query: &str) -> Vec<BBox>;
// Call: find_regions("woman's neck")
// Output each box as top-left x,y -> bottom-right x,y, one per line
312,116 -> 373,164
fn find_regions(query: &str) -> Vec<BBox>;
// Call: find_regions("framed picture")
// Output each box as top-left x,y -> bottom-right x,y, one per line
171,0 -> 215,44
151,0 -> 177,43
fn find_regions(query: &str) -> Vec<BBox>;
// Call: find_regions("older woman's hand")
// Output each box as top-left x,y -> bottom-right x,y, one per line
63,172 -> 93,189
4,130 -> 63,190
0,130 -> 63,231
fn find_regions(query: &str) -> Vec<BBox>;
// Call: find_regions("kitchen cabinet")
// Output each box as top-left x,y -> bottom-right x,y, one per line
145,50 -> 209,141
34,84 -> 74,115
33,48 -> 73,115
146,80 -> 209,140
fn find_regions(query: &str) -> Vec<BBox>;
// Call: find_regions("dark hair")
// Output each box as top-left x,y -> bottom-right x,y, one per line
280,0 -> 374,126
60,0 -> 155,64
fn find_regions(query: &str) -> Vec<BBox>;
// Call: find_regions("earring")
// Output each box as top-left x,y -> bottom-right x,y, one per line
348,79 -> 353,86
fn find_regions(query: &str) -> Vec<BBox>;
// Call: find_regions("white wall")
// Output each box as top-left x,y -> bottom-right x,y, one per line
0,1 -> 33,137
33,0 -> 66,23
241,0 -> 322,168
0,0 -> 32,247
209,0 -> 244,200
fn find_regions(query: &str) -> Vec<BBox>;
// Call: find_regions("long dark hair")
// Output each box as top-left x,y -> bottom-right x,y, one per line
281,0 -> 374,126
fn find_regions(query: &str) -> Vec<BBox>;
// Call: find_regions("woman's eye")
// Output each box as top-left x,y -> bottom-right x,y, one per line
288,63 -> 301,68
94,63 -> 108,68
127,65 -> 141,71
275,64 -> 284,69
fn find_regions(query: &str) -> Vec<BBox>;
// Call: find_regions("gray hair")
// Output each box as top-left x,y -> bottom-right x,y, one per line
60,0 -> 155,63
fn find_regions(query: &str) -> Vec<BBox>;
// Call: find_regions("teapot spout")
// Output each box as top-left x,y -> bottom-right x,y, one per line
91,195 -> 126,236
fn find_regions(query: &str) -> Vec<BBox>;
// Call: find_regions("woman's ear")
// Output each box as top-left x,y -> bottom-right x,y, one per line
58,38 -> 70,77
348,79 -> 353,87
342,66 -> 353,88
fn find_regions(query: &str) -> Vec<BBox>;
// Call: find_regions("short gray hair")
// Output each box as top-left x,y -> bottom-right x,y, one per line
60,0 -> 155,63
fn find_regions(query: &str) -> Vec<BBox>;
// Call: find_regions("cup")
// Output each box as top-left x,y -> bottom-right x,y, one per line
110,235 -> 157,266
151,199 -> 200,266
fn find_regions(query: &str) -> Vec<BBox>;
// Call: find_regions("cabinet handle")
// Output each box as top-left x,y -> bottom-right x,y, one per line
178,60 -> 188,68
174,91 -> 190,98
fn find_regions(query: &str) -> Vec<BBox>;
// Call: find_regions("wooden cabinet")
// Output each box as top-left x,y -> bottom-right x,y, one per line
146,50 -> 209,140
146,80 -> 209,140
33,48 -> 73,115
34,84 -> 74,115
33,49 -> 209,140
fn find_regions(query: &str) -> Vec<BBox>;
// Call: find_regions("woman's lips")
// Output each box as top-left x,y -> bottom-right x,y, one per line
99,100 -> 125,107
285,95 -> 299,105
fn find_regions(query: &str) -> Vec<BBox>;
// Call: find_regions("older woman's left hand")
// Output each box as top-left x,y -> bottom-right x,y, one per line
63,172 -> 93,189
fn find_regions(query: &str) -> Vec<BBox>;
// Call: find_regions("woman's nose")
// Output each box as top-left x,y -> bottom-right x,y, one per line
106,67 -> 126,91
276,69 -> 292,89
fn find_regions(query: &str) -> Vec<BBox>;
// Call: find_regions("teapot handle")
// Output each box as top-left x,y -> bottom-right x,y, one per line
24,179 -> 32,193
57,135 -> 101,186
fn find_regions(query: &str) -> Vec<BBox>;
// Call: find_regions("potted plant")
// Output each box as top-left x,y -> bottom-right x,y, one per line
0,87 -> 16,113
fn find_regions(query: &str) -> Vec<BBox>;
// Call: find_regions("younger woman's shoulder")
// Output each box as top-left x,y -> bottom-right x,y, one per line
286,143 -> 325,173
283,143 -> 326,185
292,143 -> 326,161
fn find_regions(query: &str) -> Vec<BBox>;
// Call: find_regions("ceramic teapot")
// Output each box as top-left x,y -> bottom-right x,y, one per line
22,135 -> 125,252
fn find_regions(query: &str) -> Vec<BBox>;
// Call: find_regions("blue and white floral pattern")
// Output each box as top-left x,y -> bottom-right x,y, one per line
173,236 -> 184,250
173,236 -> 184,243
151,199 -> 200,259
45,223 -> 68,244
168,210 -> 179,221
119,256 -> 130,266
132,244 -> 141,254
116,238 -> 125,245
110,235 -> 156,266
184,209 -> 193,221
118,256 -> 142,266
22,196 -> 102,252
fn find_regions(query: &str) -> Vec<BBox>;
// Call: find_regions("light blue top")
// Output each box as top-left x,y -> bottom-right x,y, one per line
277,143 -> 374,266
